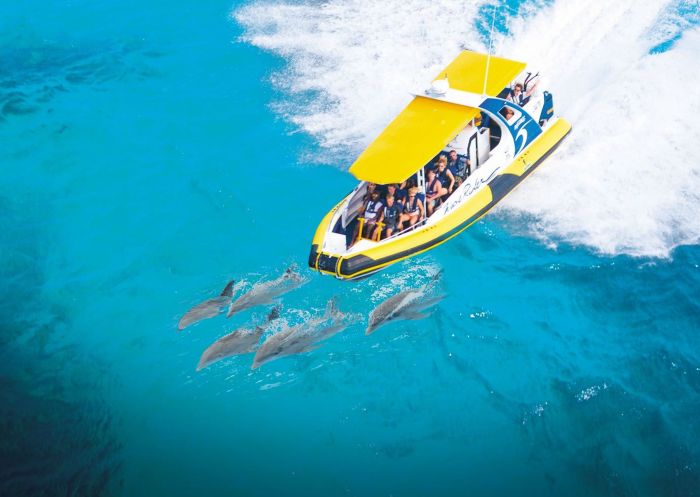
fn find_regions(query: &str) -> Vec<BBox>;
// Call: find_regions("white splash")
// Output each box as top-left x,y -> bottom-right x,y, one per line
235,0 -> 700,258
234,0 -> 491,155
497,0 -> 700,258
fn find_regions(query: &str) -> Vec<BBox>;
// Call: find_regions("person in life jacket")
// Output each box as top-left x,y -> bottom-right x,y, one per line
435,160 -> 456,197
384,184 -> 404,209
507,78 -> 539,107
378,194 -> 402,239
507,83 -> 526,105
361,182 -> 377,205
399,186 -> 424,230
353,189 -> 384,242
447,149 -> 470,179
425,167 -> 447,217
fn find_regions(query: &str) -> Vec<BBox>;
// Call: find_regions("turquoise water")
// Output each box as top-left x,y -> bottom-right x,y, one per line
2,1 -> 699,496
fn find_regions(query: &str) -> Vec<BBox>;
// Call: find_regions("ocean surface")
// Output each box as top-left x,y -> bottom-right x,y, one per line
1,0 -> 699,496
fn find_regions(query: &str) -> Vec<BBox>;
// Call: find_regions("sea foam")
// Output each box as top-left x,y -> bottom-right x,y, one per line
235,0 -> 700,258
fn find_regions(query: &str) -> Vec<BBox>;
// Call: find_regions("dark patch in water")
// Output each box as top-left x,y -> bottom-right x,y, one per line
517,377 -> 700,497
0,37 -> 161,122
0,197 -> 122,496
2,96 -> 39,115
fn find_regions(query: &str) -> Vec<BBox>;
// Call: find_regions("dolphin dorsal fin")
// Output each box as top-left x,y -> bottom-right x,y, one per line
284,263 -> 299,278
324,296 -> 339,319
220,280 -> 235,297
267,305 -> 281,322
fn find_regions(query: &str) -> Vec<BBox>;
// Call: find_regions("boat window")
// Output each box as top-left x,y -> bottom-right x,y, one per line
500,105 -> 521,122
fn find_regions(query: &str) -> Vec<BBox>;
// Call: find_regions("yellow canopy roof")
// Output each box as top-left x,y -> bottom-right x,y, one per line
349,51 -> 526,184
437,51 -> 526,95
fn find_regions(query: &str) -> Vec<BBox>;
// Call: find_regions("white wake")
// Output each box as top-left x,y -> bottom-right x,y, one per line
235,0 -> 700,258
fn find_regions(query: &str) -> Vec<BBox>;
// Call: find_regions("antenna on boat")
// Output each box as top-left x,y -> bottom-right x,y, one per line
482,5 -> 497,97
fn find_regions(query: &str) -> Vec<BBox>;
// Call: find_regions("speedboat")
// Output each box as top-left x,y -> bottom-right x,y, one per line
308,50 -> 572,280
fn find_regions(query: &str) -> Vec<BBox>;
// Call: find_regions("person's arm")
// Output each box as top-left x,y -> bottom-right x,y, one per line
525,80 -> 539,97
358,198 -> 368,215
447,171 -> 455,192
418,199 -> 425,220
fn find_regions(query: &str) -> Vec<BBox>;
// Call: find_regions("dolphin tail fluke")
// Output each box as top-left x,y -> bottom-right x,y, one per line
220,280 -> 236,297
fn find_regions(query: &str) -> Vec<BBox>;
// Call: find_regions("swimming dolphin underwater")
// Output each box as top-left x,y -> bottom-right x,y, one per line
178,280 -> 235,331
226,265 -> 306,318
196,307 -> 280,371
251,298 -> 358,370
366,271 -> 444,336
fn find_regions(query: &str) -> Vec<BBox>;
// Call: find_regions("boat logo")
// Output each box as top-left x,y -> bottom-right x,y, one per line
515,126 -> 529,154
443,168 -> 500,214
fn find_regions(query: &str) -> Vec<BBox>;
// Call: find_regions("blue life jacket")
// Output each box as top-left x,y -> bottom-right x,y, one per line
383,203 -> 401,223
395,188 -> 408,203
510,89 -> 530,106
447,159 -> 459,176
364,199 -> 383,220
404,195 -> 420,215
427,177 -> 441,197
437,168 -> 451,188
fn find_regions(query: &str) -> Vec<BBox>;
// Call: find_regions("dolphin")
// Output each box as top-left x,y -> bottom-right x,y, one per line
178,280 -> 235,331
196,307 -> 280,371
251,299 -> 358,370
226,265 -> 306,318
365,271 -> 444,335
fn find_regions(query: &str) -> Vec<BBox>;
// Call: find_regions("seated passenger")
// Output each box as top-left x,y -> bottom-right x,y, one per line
425,167 -> 446,216
503,107 -> 515,121
446,150 -> 459,176
362,182 -> 377,204
399,186 -> 424,229
392,182 -> 407,204
436,161 -> 455,196
447,149 -> 471,178
353,189 -> 384,242
384,184 -> 399,204
378,194 -> 401,239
